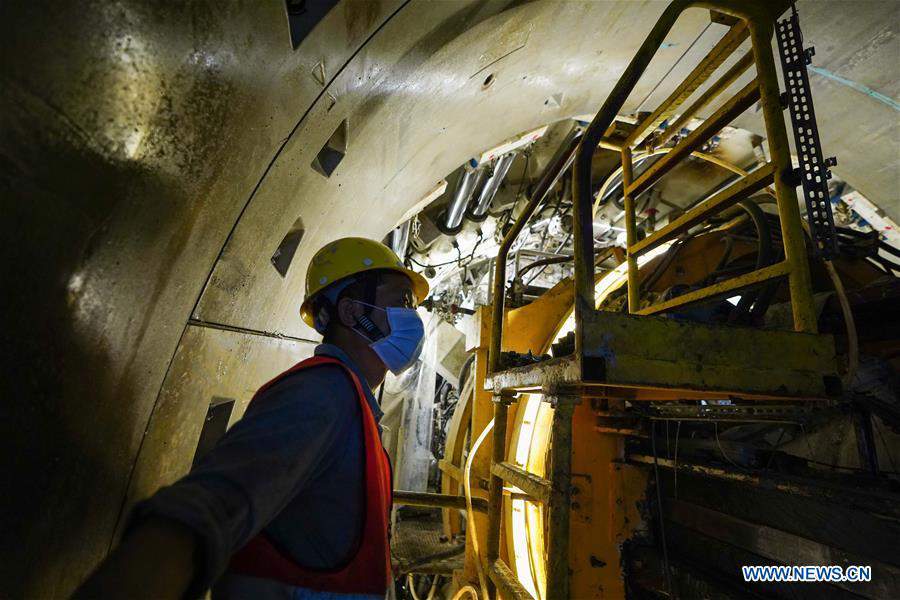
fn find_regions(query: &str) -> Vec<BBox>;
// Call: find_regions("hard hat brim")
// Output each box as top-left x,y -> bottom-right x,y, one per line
300,265 -> 429,330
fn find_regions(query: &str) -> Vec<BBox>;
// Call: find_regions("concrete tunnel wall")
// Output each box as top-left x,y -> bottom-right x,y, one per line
1,0 -> 896,596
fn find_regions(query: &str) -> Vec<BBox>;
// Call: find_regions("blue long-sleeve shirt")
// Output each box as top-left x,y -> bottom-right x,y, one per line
131,343 -> 384,599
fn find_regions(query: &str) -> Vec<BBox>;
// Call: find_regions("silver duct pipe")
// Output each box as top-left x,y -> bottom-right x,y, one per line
440,160 -> 482,234
390,220 -> 411,259
468,152 -> 516,221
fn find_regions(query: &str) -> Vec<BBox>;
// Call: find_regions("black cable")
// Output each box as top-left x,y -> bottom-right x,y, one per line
407,231 -> 484,270
517,255 -> 572,280
524,234 -> 572,287
865,256 -> 895,276
407,255 -> 463,269
879,240 -> 900,259
833,227 -> 900,262
537,174 -> 570,252
729,200 -> 773,322
873,255 -> 900,273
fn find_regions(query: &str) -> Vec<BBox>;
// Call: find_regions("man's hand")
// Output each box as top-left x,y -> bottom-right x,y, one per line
73,517 -> 200,599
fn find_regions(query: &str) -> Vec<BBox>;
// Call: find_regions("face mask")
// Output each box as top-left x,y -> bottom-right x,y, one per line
351,301 -> 425,375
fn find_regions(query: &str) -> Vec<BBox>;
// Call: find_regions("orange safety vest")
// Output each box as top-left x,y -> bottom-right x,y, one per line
228,355 -> 393,595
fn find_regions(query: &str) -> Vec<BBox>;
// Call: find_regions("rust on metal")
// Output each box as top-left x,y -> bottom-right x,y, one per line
487,559 -> 535,600
545,401 -> 576,599
393,490 -> 488,513
491,461 -> 552,503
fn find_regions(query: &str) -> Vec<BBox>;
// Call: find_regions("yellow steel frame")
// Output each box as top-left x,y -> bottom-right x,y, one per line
473,2 -> 822,599
599,0 -> 816,334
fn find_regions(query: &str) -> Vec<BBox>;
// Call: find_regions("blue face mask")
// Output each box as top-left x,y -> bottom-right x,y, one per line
351,301 -> 425,375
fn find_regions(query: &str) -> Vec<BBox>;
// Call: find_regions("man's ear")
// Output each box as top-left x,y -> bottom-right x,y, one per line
336,296 -> 360,328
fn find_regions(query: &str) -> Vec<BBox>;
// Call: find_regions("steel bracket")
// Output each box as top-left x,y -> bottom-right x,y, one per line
776,9 -> 839,259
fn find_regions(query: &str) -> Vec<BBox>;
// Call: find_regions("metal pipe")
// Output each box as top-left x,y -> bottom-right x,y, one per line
636,260 -> 790,316
621,147 -> 640,313
393,490 -> 488,512
485,397 -> 510,600
398,544 -> 466,572
469,152 -> 516,221
488,128 -> 582,375
441,161 -> 482,235
390,220 -> 411,259
487,559 -> 533,600
749,20 -> 817,333
629,162 -> 776,258
545,399 -> 577,600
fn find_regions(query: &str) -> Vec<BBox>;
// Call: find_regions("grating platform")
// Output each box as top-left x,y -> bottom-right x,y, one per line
391,517 -> 464,575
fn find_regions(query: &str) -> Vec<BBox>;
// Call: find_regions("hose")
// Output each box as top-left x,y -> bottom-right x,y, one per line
408,574 -> 441,600
451,585 -> 480,600
464,419 -> 495,598
824,258 -> 859,385
515,255 -> 573,281
800,221 -> 859,385
728,200 -> 774,322
639,235 -> 688,294
591,148 -> 764,218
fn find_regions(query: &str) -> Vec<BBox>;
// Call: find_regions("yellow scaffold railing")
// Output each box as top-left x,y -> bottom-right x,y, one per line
479,2 -> 821,599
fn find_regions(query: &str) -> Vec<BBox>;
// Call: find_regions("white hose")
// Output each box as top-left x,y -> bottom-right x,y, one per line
451,585 -> 480,600
407,574 -> 440,600
426,574 -> 439,600
408,574 -> 422,600
464,419 -> 495,599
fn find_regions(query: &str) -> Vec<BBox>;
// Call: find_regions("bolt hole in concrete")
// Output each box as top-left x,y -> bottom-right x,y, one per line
271,216 -> 305,277
311,118 -> 347,177
284,0 -> 340,49
482,73 -> 495,89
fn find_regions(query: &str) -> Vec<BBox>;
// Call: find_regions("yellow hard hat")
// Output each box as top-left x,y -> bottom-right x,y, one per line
300,237 -> 430,329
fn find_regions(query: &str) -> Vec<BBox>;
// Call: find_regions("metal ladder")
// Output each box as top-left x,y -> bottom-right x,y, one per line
478,1 -> 837,598
484,392 -> 577,600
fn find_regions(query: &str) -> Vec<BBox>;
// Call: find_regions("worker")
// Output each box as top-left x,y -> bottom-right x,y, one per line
75,237 -> 429,599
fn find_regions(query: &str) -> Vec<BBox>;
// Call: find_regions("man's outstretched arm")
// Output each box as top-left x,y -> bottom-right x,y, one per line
71,365 -> 355,598
74,517 -> 198,599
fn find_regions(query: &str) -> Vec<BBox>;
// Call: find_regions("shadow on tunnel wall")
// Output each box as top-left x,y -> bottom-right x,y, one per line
0,0 -> 326,595
1,83 -> 152,595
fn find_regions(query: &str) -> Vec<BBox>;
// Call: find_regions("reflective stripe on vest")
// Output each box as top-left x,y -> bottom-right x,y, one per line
227,355 -> 392,595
